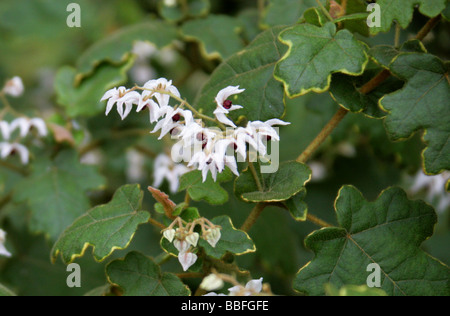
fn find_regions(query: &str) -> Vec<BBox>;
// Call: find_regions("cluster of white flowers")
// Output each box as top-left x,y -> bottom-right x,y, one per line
0,229 -> 11,258
153,153 -> 192,193
409,170 -> 450,213
1,76 -> 24,97
0,117 -> 47,165
162,217 -> 221,271
101,78 -> 289,183
201,275 -> 264,296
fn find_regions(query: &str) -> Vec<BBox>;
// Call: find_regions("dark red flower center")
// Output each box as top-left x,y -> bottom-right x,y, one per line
197,133 -> 206,142
223,100 -> 233,110
172,113 -> 181,122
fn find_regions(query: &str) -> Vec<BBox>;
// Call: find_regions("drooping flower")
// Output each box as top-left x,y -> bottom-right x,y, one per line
0,229 -> 12,258
204,227 -> 221,248
213,86 -> 245,128
9,117 -> 48,138
186,232 -> 200,247
178,251 -> 197,271
200,274 -> 225,292
102,87 -> 140,120
409,170 -> 450,213
142,78 -> 180,111
2,76 -> 24,97
0,142 -> 29,164
163,229 -> 176,243
228,278 -> 264,296
152,153 -> 191,193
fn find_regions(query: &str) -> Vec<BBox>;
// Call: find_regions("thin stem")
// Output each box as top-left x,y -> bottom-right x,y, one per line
79,140 -> 103,157
148,217 -> 166,230
307,213 -> 333,228
0,193 -> 12,211
340,0 -> 348,13
316,0 -> 334,22
0,93 -> 25,119
296,107 -> 348,163
394,23 -> 401,47
248,161 -> 263,192
415,15 -> 441,41
359,69 -> 391,95
240,203 -> 267,232
257,0 -> 265,14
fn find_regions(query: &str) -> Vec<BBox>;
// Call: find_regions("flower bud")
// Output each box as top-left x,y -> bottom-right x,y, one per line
178,251 -> 197,271
2,76 -> 24,97
186,232 -> 200,247
205,227 -> 221,248
163,229 -> 176,243
200,274 -> 224,291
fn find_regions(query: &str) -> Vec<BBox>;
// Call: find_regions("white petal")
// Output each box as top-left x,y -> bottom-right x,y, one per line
2,76 -> 24,97
245,277 -> 263,293
10,118 -> 30,138
264,119 -> 290,126
0,122 -> 10,140
29,118 -> 48,137
101,87 -> 117,101
13,143 -> 29,164
0,142 -> 13,159
215,86 -> 245,107
214,111 -> 236,128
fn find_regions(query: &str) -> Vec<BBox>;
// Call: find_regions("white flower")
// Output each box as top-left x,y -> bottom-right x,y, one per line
153,154 -> 191,193
2,76 -> 24,97
200,274 -> 224,291
0,142 -> 29,164
151,108 -> 192,140
204,227 -> 221,248
409,171 -> 450,213
246,119 -> 290,156
0,229 -> 12,258
132,41 -> 157,60
234,127 -> 258,160
0,121 -> 10,140
136,95 -> 160,123
228,278 -> 263,296
163,229 -> 176,243
186,232 -> 200,247
178,251 -> 197,271
9,117 -> 47,138
142,78 -> 180,111
173,238 -> 190,254
213,86 -> 245,128
102,87 -> 140,120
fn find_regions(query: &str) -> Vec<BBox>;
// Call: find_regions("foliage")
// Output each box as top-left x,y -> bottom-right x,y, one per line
0,0 -> 448,297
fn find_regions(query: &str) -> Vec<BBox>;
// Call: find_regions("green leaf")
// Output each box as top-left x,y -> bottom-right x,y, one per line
55,61 -> 133,118
179,169 -> 233,205
329,70 -> 404,118
76,21 -> 178,81
369,0 -> 447,35
84,284 -> 112,297
0,283 -> 16,296
195,26 -> 288,122
369,40 -> 427,69
294,186 -> 450,296
285,189 -> 308,221
158,0 -> 210,23
14,150 -> 106,241
336,0 -> 370,37
261,0 -> 317,28
380,53 -> 450,174
198,216 -> 256,259
180,15 -> 244,60
274,22 -> 368,98
51,184 -> 150,264
235,161 -> 311,203
325,284 -> 387,296
106,251 -> 190,296
302,7 -> 329,27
